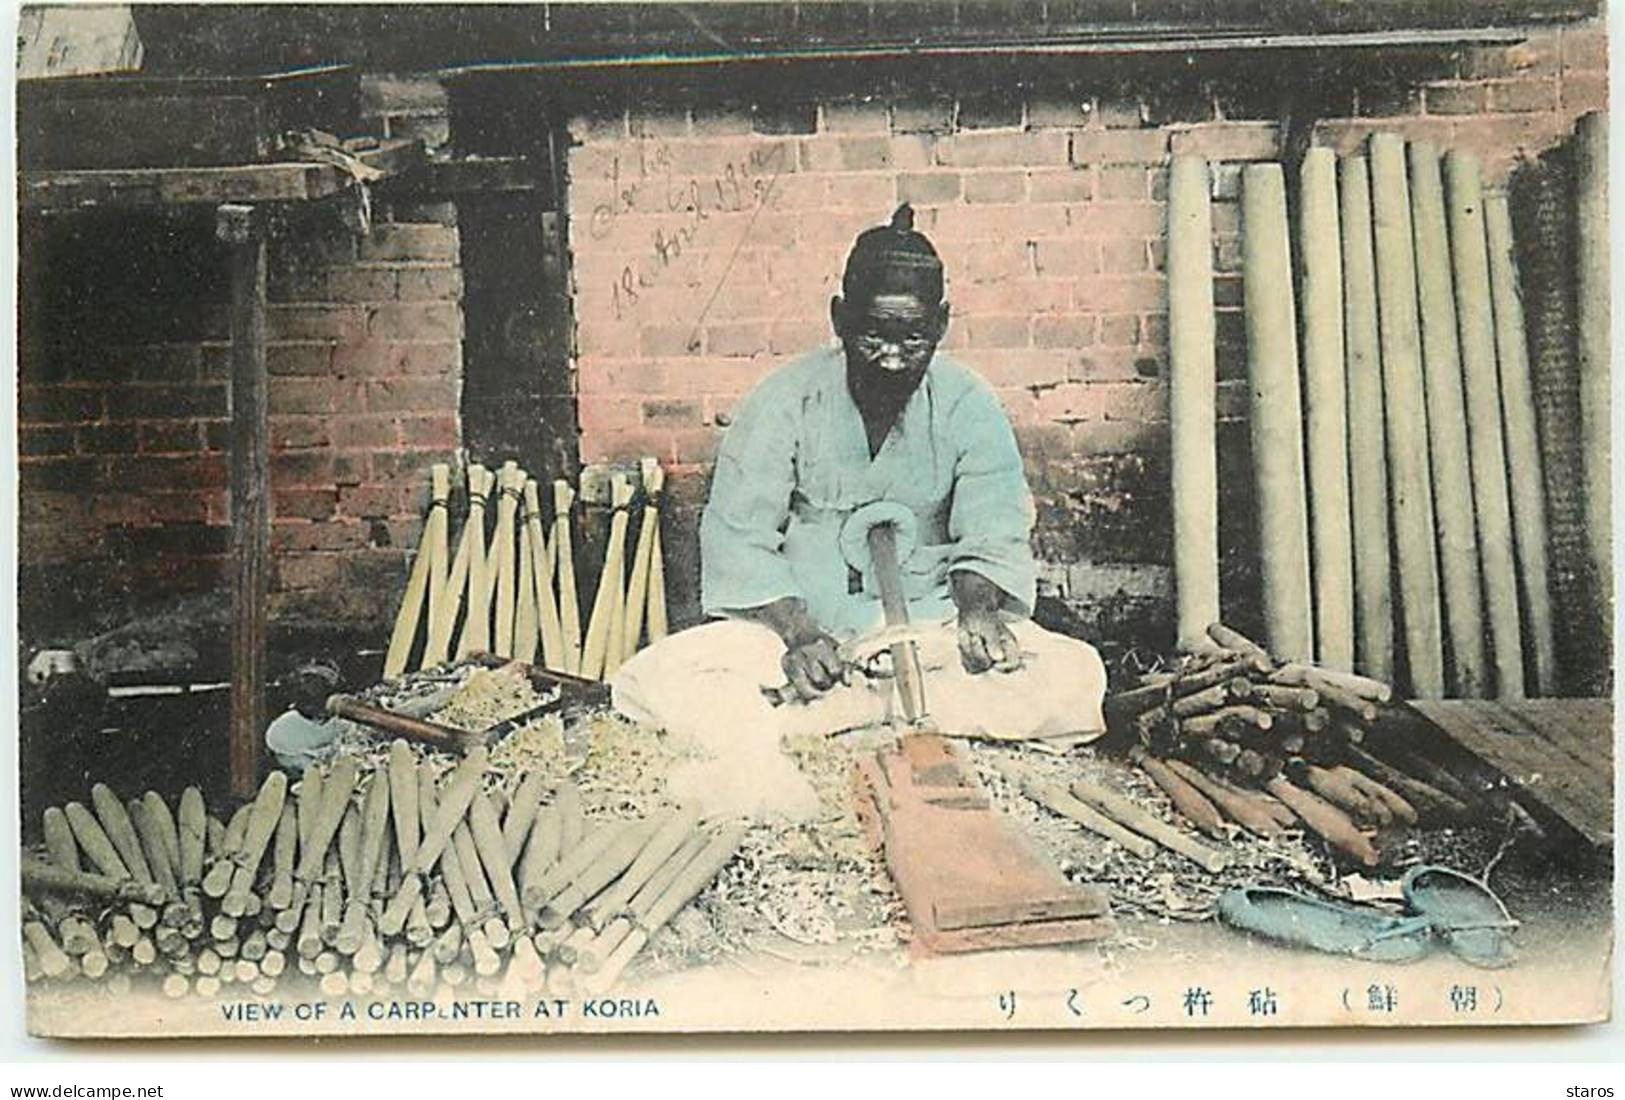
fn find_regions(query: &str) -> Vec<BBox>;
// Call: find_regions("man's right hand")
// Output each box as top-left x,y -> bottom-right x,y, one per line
741,596 -> 844,702
781,631 -> 844,701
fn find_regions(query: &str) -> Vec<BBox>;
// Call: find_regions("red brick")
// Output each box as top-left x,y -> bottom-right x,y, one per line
272,451 -> 337,487
825,174 -> 897,211
1449,114 -> 1572,162
108,454 -> 227,490
952,279 -> 1072,315
929,204 -> 1068,241
670,428 -> 721,464
270,378 -> 363,416
365,376 -> 458,413
394,265 -> 464,300
1312,119 -> 1454,156
1093,381 -> 1169,421
1068,202 -> 1165,238
362,75 -> 446,115
798,134 -> 930,172
769,320 -> 829,355
640,324 -> 703,358
962,240 -> 1034,283
1098,164 -> 1151,200
1563,72 -> 1609,112
108,384 -> 228,421
1488,79 -> 1560,113
1028,96 -> 1092,130
277,553 -> 344,590
137,421 -> 202,453
936,131 -> 1069,167
1101,239 -> 1151,274
1069,347 -> 1159,383
360,224 -> 458,262
581,427 -> 677,464
272,520 -> 370,553
145,492 -> 212,524
705,322 -> 770,358
643,398 -> 704,427
366,302 -> 462,341
1077,276 -> 1166,312
822,98 -> 890,134
1424,82 -> 1490,115
579,395 -> 641,434
270,304 -> 366,342
271,417 -> 331,450
1032,381 -> 1103,423
1459,35 -> 1560,79
268,342 -> 334,376
1069,418 -> 1168,456
892,95 -> 955,134
20,426 -> 73,456
897,171 -> 962,204
368,450 -> 452,483
965,315 -> 1031,348
578,359 -> 672,396
1098,313 -> 1141,346
1071,129 -> 1168,164
21,386 -> 102,424
76,423 -> 138,454
323,266 -> 399,302
337,485 -> 408,518
958,349 -> 1069,389
963,171 -> 1027,203
122,345 -> 202,382
1032,314 -> 1098,349
328,416 -> 400,449
1168,123 -> 1281,161
1027,168 -> 1094,203
274,487 -> 338,521
1561,25 -> 1608,71
1032,239 -> 1101,278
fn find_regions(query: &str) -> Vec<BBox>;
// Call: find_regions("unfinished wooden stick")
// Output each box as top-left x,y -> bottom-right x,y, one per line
1243,162 -> 1314,662
294,757 -> 358,887
380,747 -> 488,932
385,463 -> 449,678
1576,111 -> 1611,625
423,466 -> 479,667
646,514 -> 668,645
22,857 -> 165,905
90,783 -> 154,888
1338,153 -> 1396,683
1445,150 -> 1524,698
129,798 -> 179,902
1167,154 -> 1220,651
515,513 -> 540,663
425,463 -> 452,650
523,821 -> 621,911
1265,775 -> 1380,866
1370,132 -> 1445,698
469,789 -> 524,930
581,473 -> 633,681
457,464 -> 494,659
1127,747 -> 1227,840
1485,191 -> 1557,695
582,807 -> 701,930
491,461 -> 522,659
622,458 -> 664,663
221,770 -> 288,915
501,772 -> 548,870
1069,778 -> 1228,873
63,801 -> 130,881
1410,139 -> 1487,697
553,479 -> 583,674
1163,759 -> 1283,838
523,479 -> 567,672
1335,765 -> 1419,826
1346,745 -> 1467,819
1007,771 -> 1157,859
539,815 -> 666,929
519,804 -> 562,917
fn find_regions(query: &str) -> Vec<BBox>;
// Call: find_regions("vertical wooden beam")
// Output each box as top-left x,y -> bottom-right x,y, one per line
218,203 -> 268,799
1298,147 -> 1354,672
1369,133 -> 1445,698
1243,163 -> 1314,662
1339,155 -> 1395,684
1166,155 -> 1219,650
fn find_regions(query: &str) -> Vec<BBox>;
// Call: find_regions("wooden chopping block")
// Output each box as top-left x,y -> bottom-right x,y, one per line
850,734 -> 1112,955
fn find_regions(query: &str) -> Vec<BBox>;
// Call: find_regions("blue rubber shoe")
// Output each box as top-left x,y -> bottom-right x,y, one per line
1400,865 -> 1519,969
1218,886 -> 1436,963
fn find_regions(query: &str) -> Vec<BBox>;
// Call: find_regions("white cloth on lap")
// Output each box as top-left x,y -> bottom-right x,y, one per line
610,616 -> 1108,820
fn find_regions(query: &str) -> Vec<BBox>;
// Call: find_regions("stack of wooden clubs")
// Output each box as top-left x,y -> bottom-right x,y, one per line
21,741 -> 744,1000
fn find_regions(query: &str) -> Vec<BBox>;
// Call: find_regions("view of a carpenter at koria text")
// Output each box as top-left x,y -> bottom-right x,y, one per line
12,0 -> 1614,1038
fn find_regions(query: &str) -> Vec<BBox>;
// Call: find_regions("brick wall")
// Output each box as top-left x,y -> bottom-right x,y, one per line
18,211 -> 464,633
564,20 -> 1605,640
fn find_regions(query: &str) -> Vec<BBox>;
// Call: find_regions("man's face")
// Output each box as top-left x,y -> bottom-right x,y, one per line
834,291 -> 948,405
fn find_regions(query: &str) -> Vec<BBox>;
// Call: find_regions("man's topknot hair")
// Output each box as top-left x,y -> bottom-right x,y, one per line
841,203 -> 945,303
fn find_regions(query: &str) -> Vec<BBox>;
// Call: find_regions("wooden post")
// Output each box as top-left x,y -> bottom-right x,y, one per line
1575,112 -> 1611,640
1339,155 -> 1395,684
219,203 -> 268,799
1242,163 -> 1313,662
1409,140 -> 1487,696
1167,155 -> 1220,651
1369,134 -> 1445,698
1298,147 -> 1354,672
1485,191 -> 1557,695
1445,152 -> 1524,698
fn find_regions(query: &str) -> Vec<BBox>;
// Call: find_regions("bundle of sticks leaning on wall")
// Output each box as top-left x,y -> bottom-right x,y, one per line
1101,622 -> 1468,868
20,743 -> 743,998
384,457 -> 669,684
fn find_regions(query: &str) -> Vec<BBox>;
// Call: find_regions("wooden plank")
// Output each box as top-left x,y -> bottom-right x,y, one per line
22,164 -> 340,209
1408,699 -> 1611,843
1459,701 -> 1610,808
1497,699 -> 1613,777
220,204 -> 270,800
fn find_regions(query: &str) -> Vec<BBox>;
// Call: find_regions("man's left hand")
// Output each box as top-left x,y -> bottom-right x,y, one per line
957,609 -> 1023,675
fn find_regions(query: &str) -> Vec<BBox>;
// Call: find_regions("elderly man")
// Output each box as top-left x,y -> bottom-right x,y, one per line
613,206 -> 1106,813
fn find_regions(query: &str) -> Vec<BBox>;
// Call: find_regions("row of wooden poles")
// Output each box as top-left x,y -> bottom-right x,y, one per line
21,743 -> 744,998
1168,112 -> 1609,699
384,457 -> 669,683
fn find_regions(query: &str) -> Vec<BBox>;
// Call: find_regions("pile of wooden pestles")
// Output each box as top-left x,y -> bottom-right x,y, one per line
1103,623 -> 1462,868
21,743 -> 744,999
384,456 -> 668,685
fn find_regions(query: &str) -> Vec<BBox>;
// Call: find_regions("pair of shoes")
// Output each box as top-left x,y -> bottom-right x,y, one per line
1217,865 -> 1518,967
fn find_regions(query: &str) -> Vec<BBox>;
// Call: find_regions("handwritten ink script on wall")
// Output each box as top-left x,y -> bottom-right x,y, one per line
579,141 -> 789,326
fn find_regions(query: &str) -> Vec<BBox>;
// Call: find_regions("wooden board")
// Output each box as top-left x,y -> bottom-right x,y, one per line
852,735 -> 1112,955
1407,698 -> 1613,845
